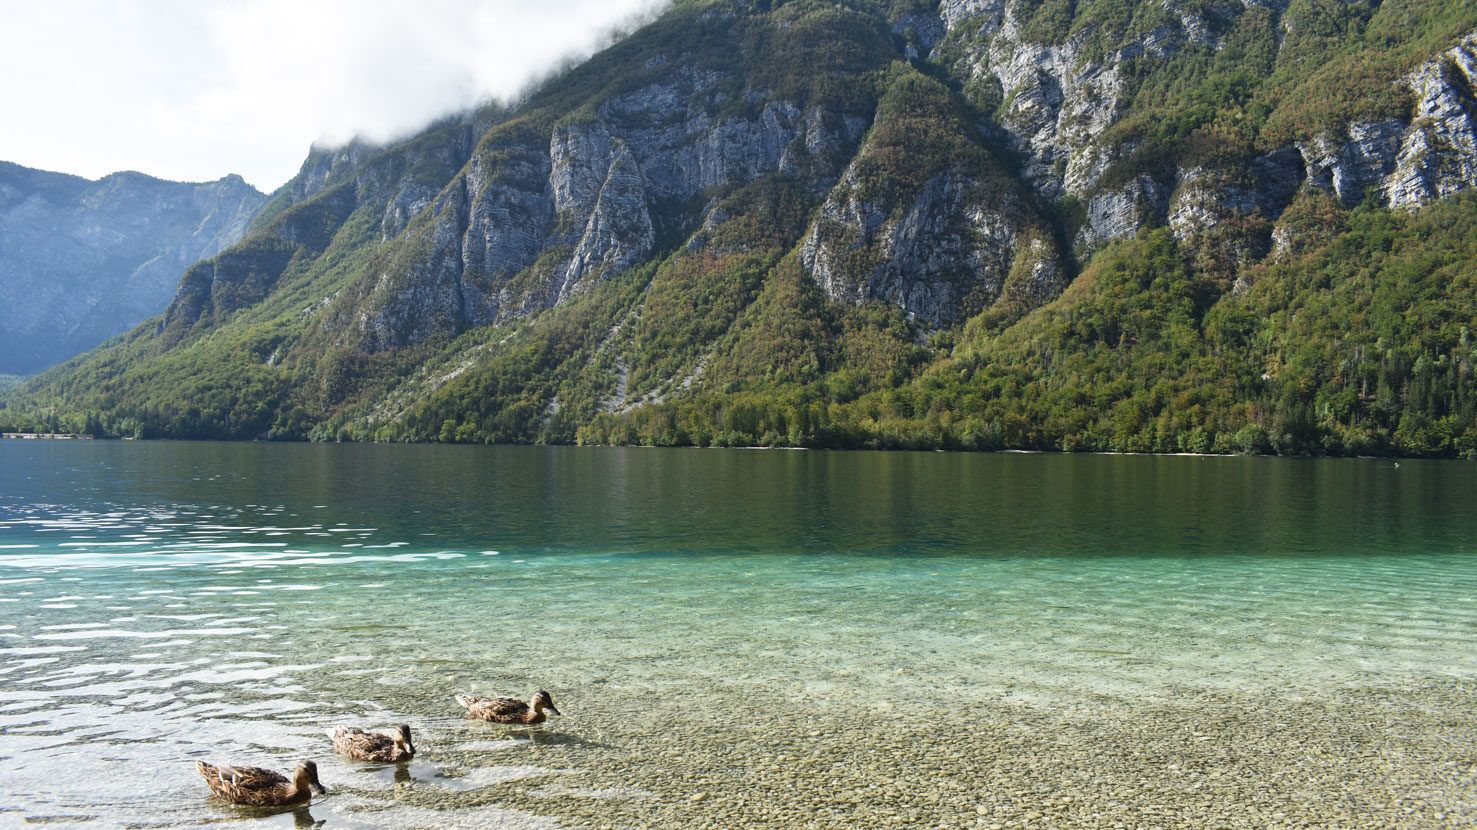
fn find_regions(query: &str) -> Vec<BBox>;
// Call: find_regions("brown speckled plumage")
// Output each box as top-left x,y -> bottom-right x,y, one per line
195,759 -> 326,806
455,690 -> 562,724
329,724 -> 415,762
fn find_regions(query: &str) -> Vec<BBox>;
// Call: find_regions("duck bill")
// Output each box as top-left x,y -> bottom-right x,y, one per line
312,782 -> 329,795
547,705 -> 562,716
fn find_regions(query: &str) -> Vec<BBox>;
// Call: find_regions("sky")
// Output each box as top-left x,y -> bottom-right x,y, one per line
0,0 -> 668,191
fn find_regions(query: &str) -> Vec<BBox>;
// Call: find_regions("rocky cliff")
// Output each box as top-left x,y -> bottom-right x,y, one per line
0,163 -> 264,373
7,0 -> 1477,456
156,0 -> 1477,352
934,1 -> 1477,254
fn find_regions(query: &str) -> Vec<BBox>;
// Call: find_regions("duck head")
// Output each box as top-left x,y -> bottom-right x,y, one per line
532,690 -> 562,716
295,760 -> 328,796
396,724 -> 416,756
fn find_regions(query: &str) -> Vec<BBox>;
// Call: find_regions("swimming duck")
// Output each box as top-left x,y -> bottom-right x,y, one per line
195,759 -> 327,807
328,724 -> 415,762
455,689 -> 562,724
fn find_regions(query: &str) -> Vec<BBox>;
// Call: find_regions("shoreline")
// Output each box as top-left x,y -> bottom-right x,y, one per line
7,672 -> 1473,828
1,433 -> 1467,462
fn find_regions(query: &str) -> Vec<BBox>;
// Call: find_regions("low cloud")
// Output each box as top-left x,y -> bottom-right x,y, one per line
0,0 -> 669,190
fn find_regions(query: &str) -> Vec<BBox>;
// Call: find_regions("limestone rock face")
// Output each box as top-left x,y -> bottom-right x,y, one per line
1168,168 -> 1262,244
123,9 -> 1477,367
381,184 -> 435,240
802,163 -> 1063,327
1297,120 -> 1405,207
337,63 -> 871,351
1080,176 -> 1171,250
555,140 -> 655,303
937,2 -> 1477,251
0,163 -> 264,373
942,0 -> 1199,201
289,141 -> 374,205
793,65 -> 1069,327
935,0 -> 1237,260
157,124 -> 480,348
383,185 -> 476,351
590,71 -> 867,201
1288,34 -> 1477,212
1388,34 -> 1477,208
245,2 -> 1477,357
892,10 -> 947,59
550,122 -> 614,219
458,141 -> 557,320
1163,148 -> 1305,272
937,0 -> 1007,40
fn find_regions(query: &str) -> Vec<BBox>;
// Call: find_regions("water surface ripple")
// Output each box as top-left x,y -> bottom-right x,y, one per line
1,443 -> 1474,828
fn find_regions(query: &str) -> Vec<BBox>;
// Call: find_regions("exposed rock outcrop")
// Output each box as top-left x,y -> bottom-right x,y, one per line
358,183 -> 473,351
338,64 -> 873,351
0,163 -> 264,373
124,7 -> 1477,367
1297,120 -> 1405,207
555,140 -> 654,302
938,1 -> 1477,253
161,185 -> 358,344
1388,34 -> 1477,208
458,136 -> 557,321
1292,33 -> 1477,212
803,168 -> 1063,325
1080,175 -> 1172,249
801,73 -> 1066,326
17,0 -> 1477,449
942,0 -> 1204,201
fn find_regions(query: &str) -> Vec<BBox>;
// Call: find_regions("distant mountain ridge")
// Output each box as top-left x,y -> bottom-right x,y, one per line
0,162 -> 264,374
5,0 -> 1477,457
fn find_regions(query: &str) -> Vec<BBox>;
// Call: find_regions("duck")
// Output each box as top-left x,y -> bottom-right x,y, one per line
328,723 -> 415,762
195,759 -> 327,807
455,689 -> 562,724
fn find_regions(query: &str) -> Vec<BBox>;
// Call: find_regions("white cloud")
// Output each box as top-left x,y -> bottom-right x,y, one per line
0,0 -> 667,191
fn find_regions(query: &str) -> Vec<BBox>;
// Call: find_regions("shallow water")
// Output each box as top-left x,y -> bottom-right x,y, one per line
0,442 -> 1474,827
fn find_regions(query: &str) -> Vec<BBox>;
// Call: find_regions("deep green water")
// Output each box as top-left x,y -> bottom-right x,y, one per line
1,442 -> 1475,827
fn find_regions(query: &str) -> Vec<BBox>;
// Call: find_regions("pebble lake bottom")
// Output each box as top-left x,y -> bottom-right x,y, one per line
0,441 -> 1473,828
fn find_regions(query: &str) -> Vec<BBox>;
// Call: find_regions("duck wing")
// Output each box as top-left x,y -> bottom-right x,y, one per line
456,693 -> 529,721
330,726 -> 400,761
197,761 -> 291,802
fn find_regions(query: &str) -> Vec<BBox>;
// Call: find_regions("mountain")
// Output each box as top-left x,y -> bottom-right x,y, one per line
4,0 -> 1476,457
0,163 -> 264,374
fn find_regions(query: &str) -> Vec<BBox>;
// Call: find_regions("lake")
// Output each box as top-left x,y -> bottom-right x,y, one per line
1,442 -> 1475,828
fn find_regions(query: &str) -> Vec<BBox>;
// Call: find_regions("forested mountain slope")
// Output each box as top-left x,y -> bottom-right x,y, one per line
0,164 -> 263,374
5,0 -> 1476,457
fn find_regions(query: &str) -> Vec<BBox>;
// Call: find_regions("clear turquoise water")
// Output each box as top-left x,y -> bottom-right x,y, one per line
1,442 -> 1475,827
